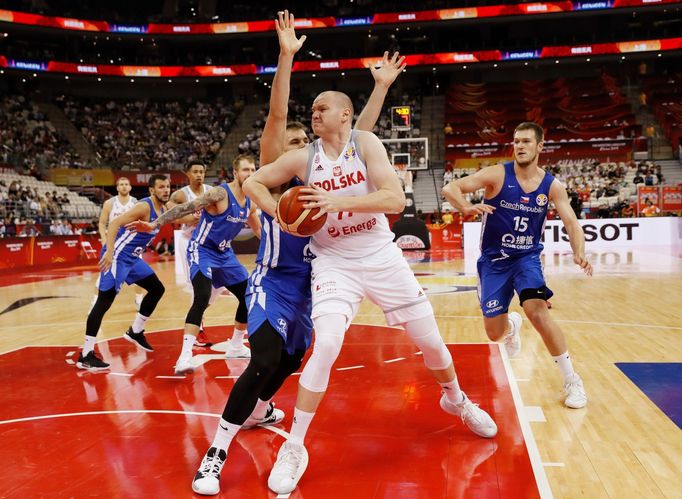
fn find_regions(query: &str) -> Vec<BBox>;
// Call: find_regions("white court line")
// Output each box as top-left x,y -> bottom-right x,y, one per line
0,409 -> 220,426
384,357 -> 405,364
497,343 -> 553,499
108,372 -> 133,377
215,376 -> 239,379
290,372 -> 301,376
156,375 -> 186,379
542,462 -> 565,467
525,406 -> 547,423
65,351 -> 75,358
336,365 -> 364,371
414,351 -> 423,356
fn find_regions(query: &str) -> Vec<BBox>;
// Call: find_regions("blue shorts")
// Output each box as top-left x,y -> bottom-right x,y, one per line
247,279 -> 312,356
477,252 -> 553,317
188,247 -> 248,288
99,256 -> 155,293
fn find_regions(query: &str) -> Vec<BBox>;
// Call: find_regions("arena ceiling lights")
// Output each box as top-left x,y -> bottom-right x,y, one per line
1,37 -> 681,79
0,1 -> 680,36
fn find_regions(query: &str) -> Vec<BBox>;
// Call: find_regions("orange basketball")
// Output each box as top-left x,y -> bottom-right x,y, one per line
276,186 -> 327,237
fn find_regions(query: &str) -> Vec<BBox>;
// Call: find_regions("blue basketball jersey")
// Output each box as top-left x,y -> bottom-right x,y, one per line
250,178 -> 314,292
480,161 -> 554,259
190,183 -> 250,253
108,197 -> 161,260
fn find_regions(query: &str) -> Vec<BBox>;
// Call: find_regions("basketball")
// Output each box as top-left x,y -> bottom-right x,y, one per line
276,186 -> 327,236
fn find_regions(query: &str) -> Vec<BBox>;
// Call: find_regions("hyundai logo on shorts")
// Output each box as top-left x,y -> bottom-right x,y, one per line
486,299 -> 499,309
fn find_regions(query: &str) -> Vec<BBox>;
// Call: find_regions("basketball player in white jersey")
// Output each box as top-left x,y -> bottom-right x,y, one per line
93,176 -> 144,309
244,90 -> 498,495
168,160 -> 218,348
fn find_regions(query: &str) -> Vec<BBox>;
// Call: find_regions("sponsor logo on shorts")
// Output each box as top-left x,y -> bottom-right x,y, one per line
277,318 -> 288,335
486,299 -> 499,309
315,280 -> 337,296
132,246 -> 144,257
303,244 -> 316,263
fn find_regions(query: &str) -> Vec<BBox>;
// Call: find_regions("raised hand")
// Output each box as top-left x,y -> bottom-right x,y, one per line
369,51 -> 407,88
276,9 -> 307,56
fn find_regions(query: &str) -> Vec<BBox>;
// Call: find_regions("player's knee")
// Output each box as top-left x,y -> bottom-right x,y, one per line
312,333 -> 343,365
403,316 -> 452,371
483,317 -> 507,341
246,350 -> 280,378
280,350 -> 305,376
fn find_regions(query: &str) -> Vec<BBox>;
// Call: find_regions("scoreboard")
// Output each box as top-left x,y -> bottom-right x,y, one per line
391,106 -> 412,131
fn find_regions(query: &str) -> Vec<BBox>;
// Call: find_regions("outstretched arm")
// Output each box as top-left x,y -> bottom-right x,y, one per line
551,180 -> 592,276
442,166 -> 502,217
126,187 -> 226,232
355,51 -> 407,132
260,10 -> 307,165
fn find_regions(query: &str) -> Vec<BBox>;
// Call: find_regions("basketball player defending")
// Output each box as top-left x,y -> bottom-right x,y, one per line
168,160 -> 222,348
92,176 -> 144,309
243,91 -> 497,495
128,156 -> 261,374
442,122 -> 591,409
189,12 -> 409,496
76,175 -> 169,371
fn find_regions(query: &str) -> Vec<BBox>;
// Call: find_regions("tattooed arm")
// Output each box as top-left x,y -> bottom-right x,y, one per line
126,186 -> 226,232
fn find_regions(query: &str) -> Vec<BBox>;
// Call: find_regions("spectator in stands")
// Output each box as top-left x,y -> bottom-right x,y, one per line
443,169 -> 453,185
20,219 -> 39,237
645,172 -> 656,186
620,203 -> 634,218
61,220 -> 75,235
568,189 -> 583,219
0,218 -> 4,238
49,219 -> 61,235
84,219 -> 99,234
444,122 -> 453,135
633,172 -> 644,185
641,197 -> 660,217
442,209 -> 454,225
4,217 -> 16,237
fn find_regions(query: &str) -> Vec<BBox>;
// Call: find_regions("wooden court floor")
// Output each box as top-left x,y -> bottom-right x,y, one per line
0,247 -> 680,498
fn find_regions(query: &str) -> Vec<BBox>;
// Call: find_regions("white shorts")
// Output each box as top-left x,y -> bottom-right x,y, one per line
311,243 -> 433,327
174,229 -> 192,286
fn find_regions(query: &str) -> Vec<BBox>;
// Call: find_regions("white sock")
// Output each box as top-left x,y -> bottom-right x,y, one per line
250,398 -> 271,420
211,418 -> 241,452
131,313 -> 149,334
552,351 -> 575,379
439,378 -> 464,404
181,334 -> 195,356
82,336 -> 96,355
230,328 -> 247,346
135,293 -> 144,302
288,408 -> 315,445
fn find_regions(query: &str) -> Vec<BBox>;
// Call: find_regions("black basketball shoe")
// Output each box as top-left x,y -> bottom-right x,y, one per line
76,351 -> 110,372
123,327 -> 154,352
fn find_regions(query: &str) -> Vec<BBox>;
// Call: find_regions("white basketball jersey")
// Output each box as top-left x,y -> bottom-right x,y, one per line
108,195 -> 137,224
180,184 -> 212,237
306,130 -> 394,258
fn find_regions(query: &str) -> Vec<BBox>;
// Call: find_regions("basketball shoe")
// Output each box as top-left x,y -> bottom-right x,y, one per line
268,441 -> 309,494
563,373 -> 587,409
175,353 -> 195,375
191,446 -> 227,495
123,327 -> 153,352
243,402 -> 285,429
504,312 -> 523,358
225,342 -> 251,359
440,392 -> 498,438
76,351 -> 110,372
